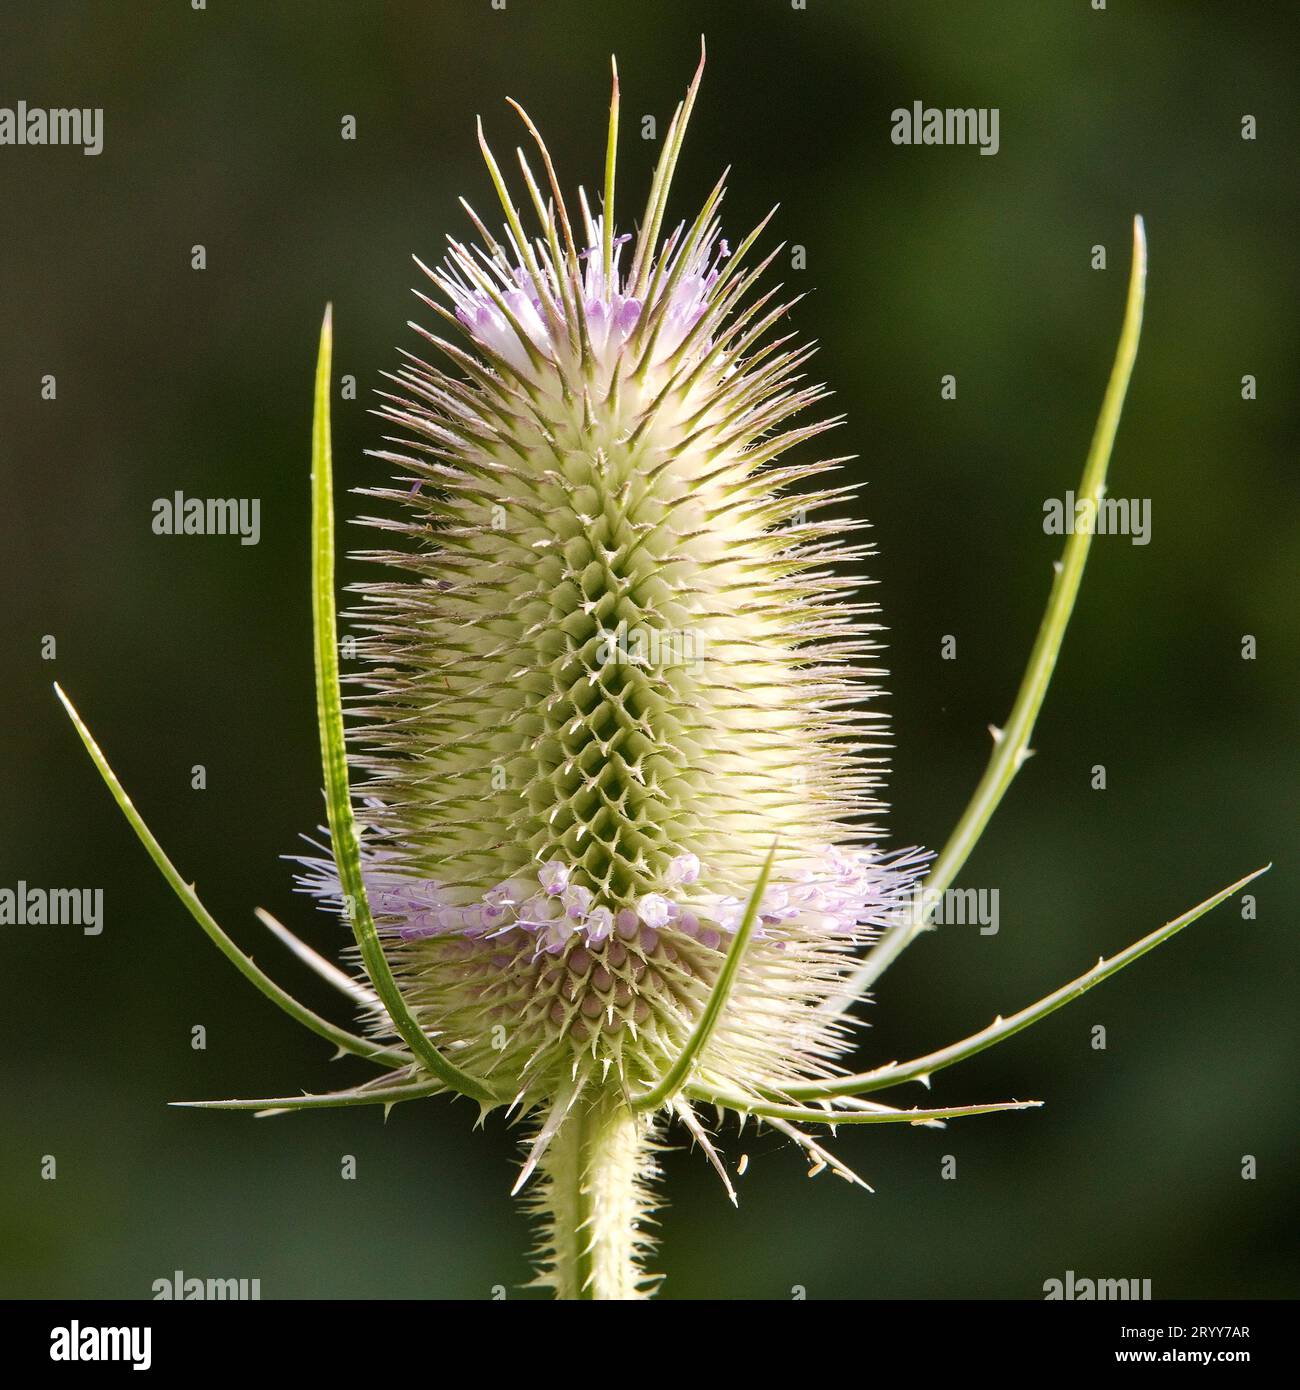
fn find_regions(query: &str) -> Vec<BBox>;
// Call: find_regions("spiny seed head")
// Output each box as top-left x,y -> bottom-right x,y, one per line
298,59 -> 924,1127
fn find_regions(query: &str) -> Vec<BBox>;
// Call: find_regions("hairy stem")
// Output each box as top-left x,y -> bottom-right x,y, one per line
533,1097 -> 656,1300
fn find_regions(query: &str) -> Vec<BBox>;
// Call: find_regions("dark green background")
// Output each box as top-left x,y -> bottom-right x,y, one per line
1,1 -> 1294,1299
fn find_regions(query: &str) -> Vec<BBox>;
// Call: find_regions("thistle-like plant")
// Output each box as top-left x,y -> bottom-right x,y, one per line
57,50 -> 1266,1299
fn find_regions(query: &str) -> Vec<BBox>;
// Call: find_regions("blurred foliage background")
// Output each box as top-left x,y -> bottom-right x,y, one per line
1,1 -> 1294,1300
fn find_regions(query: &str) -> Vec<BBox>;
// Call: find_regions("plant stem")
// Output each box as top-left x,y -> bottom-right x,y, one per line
538,1096 -> 654,1300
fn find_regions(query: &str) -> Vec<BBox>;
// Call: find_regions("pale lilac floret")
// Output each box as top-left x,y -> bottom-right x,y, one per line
563,884 -> 593,920
294,842 -> 928,958
518,894 -> 562,929
584,906 -> 614,942
538,915 -> 575,955
442,217 -> 723,376
665,852 -> 700,887
714,896 -> 744,934
481,900 -> 510,930
761,883 -> 793,919
486,877 -> 531,909
637,893 -> 672,929
538,859 -> 570,895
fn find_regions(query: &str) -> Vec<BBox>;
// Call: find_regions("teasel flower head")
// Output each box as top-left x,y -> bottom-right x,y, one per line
292,47 -> 933,1264
58,39 -> 1263,1303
